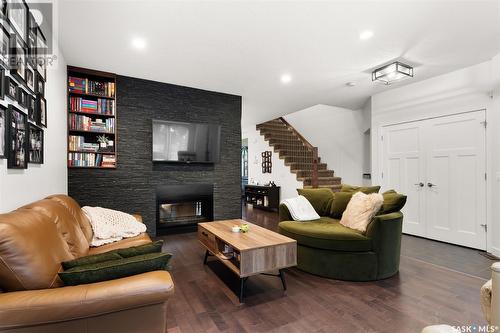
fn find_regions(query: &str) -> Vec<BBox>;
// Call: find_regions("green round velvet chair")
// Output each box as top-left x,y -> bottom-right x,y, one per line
278,186 -> 406,281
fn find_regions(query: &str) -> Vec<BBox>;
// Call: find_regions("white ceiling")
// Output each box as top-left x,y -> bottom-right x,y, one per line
58,0 -> 500,127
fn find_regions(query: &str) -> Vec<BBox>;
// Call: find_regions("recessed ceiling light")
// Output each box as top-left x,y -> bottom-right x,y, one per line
359,30 -> 374,40
131,37 -> 146,50
280,74 -> 292,84
346,82 -> 356,87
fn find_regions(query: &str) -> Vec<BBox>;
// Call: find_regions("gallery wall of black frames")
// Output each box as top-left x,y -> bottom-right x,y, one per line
0,0 -> 48,168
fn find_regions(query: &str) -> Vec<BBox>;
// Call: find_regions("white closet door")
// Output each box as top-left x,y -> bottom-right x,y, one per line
381,122 -> 426,236
425,111 -> 486,249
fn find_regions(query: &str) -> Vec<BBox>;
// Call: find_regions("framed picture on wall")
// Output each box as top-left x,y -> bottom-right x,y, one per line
28,94 -> 35,122
35,93 -> 46,127
25,64 -> 34,92
10,33 -> 27,83
28,123 -> 42,164
0,105 -> 6,158
7,104 -> 27,169
6,0 -> 28,44
0,23 -> 10,67
16,86 -> 27,107
36,27 -> 46,80
5,75 -> 17,100
35,71 -> 44,95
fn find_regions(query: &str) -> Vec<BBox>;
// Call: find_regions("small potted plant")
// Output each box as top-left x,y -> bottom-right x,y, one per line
97,135 -> 109,151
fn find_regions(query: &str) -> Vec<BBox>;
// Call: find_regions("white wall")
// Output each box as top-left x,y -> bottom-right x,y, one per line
244,125 -> 302,200
285,104 -> 366,185
370,59 -> 500,255
0,46 -> 68,212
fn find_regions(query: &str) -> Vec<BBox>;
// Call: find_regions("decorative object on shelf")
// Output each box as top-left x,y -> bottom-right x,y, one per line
6,0 -> 28,44
6,105 -> 27,169
28,123 -> 43,163
261,150 -> 272,173
0,105 -> 5,158
36,93 -> 46,127
97,134 -> 110,150
372,61 -> 413,85
269,181 -> 277,187
16,86 -> 28,108
5,75 -> 17,100
10,33 -> 27,83
25,65 -> 34,92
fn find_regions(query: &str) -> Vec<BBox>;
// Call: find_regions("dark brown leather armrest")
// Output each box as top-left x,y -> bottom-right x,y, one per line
0,270 -> 174,329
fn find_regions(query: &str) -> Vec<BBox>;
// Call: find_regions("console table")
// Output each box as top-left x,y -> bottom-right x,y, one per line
244,185 -> 280,211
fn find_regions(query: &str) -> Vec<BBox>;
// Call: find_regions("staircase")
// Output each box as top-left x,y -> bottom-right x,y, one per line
256,118 -> 341,191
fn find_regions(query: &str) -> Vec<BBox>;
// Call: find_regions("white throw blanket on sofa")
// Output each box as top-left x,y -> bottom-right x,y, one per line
82,206 -> 147,247
281,195 -> 320,221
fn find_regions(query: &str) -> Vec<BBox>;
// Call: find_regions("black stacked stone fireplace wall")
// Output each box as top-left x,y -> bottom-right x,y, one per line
68,75 -> 242,236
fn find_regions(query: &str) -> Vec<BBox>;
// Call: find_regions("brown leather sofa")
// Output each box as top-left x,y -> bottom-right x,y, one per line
0,195 -> 174,333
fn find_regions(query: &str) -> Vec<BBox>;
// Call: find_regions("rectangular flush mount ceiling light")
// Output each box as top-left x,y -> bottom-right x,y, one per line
372,61 -> 413,85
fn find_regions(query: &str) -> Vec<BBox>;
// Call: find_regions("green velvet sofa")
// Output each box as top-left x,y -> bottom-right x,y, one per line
278,186 -> 406,281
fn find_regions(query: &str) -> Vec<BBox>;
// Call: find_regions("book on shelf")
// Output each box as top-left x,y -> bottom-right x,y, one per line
68,152 -> 116,168
69,114 -> 115,133
68,76 -> 115,98
69,96 -> 115,115
68,135 -> 101,152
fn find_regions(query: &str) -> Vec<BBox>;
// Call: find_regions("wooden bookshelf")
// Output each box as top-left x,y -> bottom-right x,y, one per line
67,66 -> 117,169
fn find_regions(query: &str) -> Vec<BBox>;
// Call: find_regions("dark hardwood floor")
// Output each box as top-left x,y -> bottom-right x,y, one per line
158,204 -> 493,333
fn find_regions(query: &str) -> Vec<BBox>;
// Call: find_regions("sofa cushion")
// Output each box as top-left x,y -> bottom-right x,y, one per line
330,192 -> 354,219
62,251 -> 123,270
380,190 -> 407,214
0,208 -> 73,291
59,252 -> 172,286
278,217 -> 372,252
47,195 -> 94,244
116,240 -> 164,258
87,233 -> 152,255
340,184 -> 381,194
340,192 -> 384,232
297,188 -> 334,216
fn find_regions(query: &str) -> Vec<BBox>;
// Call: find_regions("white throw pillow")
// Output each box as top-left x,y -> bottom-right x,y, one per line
340,192 -> 383,232
281,195 -> 321,221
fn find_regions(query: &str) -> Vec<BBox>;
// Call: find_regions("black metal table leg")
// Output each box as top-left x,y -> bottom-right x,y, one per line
279,269 -> 287,291
203,250 -> 210,265
239,277 -> 247,303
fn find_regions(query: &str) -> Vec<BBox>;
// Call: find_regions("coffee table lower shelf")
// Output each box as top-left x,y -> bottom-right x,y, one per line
203,249 -> 288,303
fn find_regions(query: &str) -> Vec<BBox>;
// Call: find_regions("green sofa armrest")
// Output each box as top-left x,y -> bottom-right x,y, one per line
279,203 -> 293,222
365,212 -> 403,279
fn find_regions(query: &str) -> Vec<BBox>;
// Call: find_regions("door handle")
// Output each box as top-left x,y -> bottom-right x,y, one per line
414,182 -> 424,187
427,182 -> 437,188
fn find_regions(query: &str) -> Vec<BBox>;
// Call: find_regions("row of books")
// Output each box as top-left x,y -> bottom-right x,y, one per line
68,76 -> 115,98
68,153 -> 116,168
69,114 -> 115,133
69,97 -> 115,115
68,135 -> 100,152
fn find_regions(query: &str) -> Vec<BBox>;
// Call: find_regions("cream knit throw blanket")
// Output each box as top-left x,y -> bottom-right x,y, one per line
82,206 -> 147,247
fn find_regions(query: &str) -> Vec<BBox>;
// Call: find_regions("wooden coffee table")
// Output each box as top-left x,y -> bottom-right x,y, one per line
198,219 -> 297,302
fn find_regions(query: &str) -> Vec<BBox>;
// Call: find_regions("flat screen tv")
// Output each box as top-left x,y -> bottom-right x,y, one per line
152,120 -> 221,163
